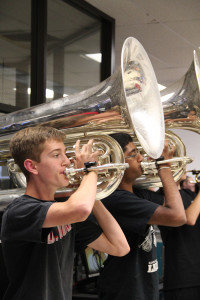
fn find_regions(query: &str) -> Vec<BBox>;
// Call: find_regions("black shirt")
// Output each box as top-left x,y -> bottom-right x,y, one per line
1,195 -> 102,300
98,189 -> 160,300
159,189 -> 200,290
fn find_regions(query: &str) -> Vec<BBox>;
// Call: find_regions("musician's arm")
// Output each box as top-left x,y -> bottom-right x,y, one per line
185,190 -> 200,225
88,201 -> 130,256
43,171 -> 98,227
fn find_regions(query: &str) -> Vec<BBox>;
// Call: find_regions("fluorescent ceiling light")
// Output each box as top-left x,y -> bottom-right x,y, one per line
161,92 -> 175,102
158,84 -> 166,91
85,53 -> 102,63
46,89 -> 54,99
157,84 -> 174,102
27,88 -> 54,99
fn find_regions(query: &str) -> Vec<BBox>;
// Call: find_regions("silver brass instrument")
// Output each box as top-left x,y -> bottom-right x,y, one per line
134,130 -> 193,188
0,36 -> 165,204
6,135 -> 129,201
162,50 -> 200,181
135,50 -> 200,188
187,170 -> 200,183
162,50 -> 200,132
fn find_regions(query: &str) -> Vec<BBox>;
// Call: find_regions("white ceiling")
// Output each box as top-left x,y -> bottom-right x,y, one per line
86,0 -> 200,173
86,0 -> 200,88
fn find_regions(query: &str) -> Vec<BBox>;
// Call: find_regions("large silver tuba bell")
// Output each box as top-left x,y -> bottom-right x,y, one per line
162,49 -> 200,132
0,37 -> 165,204
135,50 -> 200,188
162,49 -> 200,181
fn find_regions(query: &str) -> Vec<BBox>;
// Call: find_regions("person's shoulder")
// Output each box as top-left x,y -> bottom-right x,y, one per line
180,189 -> 196,206
5,195 -> 53,212
2,195 -> 27,221
134,188 -> 164,205
4,194 -> 25,209
133,188 -> 151,198
8,195 -> 35,206
110,189 -> 133,199
112,188 -> 152,199
180,188 -> 196,198
104,189 -> 149,204
102,189 -> 133,205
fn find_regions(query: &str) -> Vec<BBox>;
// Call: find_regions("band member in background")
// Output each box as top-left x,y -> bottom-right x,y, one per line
0,211 -> 9,299
1,126 -> 129,300
98,133 -> 186,300
157,172 -> 200,300
181,175 -> 196,192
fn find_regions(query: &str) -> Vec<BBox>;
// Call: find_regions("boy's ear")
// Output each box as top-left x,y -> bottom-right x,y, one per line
24,159 -> 38,175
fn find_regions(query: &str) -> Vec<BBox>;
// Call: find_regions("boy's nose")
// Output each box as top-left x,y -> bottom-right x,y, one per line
63,155 -> 70,166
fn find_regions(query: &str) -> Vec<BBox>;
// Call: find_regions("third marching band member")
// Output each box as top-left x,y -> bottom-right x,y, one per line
158,172 -> 200,300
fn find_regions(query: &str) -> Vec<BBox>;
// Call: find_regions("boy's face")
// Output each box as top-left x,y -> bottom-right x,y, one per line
123,141 -> 144,183
34,139 -> 70,189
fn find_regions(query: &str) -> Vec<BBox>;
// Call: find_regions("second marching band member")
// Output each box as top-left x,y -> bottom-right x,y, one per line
1,126 -> 130,300
98,133 -> 186,300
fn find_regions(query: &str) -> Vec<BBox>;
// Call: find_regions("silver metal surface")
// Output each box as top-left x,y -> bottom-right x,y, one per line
0,187 -> 78,211
6,135 -> 128,200
142,50 -> 200,189
187,169 -> 200,183
0,37 -> 164,161
0,37 -> 165,202
65,162 -> 129,201
0,188 -> 25,211
121,37 -> 165,158
161,50 -> 200,133
134,130 -> 193,188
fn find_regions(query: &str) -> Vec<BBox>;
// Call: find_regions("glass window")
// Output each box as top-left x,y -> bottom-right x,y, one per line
0,0 -> 31,111
0,0 -> 113,193
47,0 -> 101,101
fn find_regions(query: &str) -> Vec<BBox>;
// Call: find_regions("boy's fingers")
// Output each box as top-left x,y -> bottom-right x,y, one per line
87,139 -> 94,153
74,140 -> 81,155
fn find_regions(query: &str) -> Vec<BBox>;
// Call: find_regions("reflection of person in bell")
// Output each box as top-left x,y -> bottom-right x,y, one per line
123,61 -> 145,95
165,108 -> 197,124
187,110 -> 197,119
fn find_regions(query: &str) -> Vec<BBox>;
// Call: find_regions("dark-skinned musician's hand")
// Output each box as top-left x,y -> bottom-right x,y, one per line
158,139 -> 175,169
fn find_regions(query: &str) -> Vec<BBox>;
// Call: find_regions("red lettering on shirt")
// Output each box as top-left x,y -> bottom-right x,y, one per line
47,224 -> 72,244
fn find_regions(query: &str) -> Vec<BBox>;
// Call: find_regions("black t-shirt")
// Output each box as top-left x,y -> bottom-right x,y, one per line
0,210 -> 9,299
159,189 -> 200,290
98,189 -> 160,300
1,195 -> 102,300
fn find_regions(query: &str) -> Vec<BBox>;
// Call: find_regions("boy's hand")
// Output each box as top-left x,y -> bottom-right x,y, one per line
74,139 -> 100,169
158,139 -> 175,169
